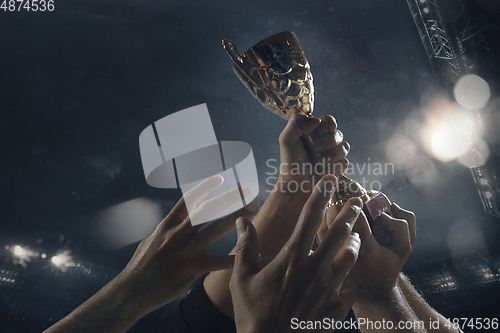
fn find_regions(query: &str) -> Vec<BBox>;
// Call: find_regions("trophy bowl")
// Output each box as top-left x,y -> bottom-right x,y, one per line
223,31 -> 393,246
223,31 -> 314,120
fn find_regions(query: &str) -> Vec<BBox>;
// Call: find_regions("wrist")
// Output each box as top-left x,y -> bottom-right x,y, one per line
353,283 -> 401,311
102,271 -> 152,320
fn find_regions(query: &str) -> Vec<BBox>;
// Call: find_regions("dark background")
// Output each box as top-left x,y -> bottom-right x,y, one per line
1,0 -> 498,332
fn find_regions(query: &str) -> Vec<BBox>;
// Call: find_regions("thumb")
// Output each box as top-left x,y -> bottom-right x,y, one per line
279,112 -> 321,147
232,217 -> 260,281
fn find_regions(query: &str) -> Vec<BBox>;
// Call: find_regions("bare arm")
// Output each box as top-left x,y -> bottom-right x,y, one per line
398,274 -> 459,333
324,197 -> 458,333
353,284 -> 423,333
44,273 -> 146,333
204,112 -> 349,318
203,175 -> 311,317
44,176 -> 259,333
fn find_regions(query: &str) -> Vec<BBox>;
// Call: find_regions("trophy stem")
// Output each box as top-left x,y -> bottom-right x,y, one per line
300,131 -> 370,206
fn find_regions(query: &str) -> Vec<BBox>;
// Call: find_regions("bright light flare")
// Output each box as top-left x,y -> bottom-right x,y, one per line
51,250 -> 74,271
13,245 -> 25,257
420,96 -> 486,163
8,245 -> 36,268
431,122 -> 466,161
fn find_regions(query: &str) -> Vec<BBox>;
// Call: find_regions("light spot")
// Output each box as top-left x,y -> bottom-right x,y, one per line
431,122 -> 466,161
454,74 -> 491,110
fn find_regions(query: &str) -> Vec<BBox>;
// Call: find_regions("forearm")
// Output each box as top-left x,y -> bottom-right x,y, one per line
398,274 -> 459,333
204,177 -> 310,318
44,273 -> 146,333
353,284 -> 424,333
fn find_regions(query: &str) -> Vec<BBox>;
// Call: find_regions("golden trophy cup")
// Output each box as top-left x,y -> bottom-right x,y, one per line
223,31 -> 393,246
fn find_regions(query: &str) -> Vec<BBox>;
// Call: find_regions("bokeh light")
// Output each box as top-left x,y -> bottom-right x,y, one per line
51,256 -> 62,266
8,245 -> 36,268
420,95 -> 487,164
50,250 -> 74,272
457,138 -> 490,168
431,121 -> 466,161
447,219 -> 487,260
386,134 -> 417,169
13,245 -> 24,257
453,74 -> 491,110
95,198 -> 162,250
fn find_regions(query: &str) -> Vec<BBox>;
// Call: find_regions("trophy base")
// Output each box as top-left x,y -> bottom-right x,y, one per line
363,192 -> 393,247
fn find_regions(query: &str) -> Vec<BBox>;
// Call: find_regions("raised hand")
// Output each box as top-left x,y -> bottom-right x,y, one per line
230,175 -> 362,333
44,175 -> 259,333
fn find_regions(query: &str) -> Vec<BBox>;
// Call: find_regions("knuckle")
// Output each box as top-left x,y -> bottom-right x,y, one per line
278,132 -> 285,143
398,218 -> 409,227
234,240 -> 249,255
344,245 -> 359,263
322,115 -> 337,127
334,221 -> 352,240
278,132 -> 291,146
342,141 -> 350,154
407,211 -> 416,222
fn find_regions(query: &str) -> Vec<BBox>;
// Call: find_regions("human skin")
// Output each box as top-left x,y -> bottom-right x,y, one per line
322,196 -> 459,333
43,175 -> 259,333
230,175 -> 362,333
204,112 -> 350,318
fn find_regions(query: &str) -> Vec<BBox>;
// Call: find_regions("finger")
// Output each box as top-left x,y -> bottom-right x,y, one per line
161,175 -> 224,229
232,217 -> 260,281
320,140 -> 349,158
315,143 -> 349,175
352,211 -> 379,250
379,212 -> 411,255
316,216 -> 329,243
313,197 -> 362,260
314,115 -> 337,137
330,233 -> 361,287
325,204 -> 342,228
392,203 -> 416,247
198,254 -> 235,272
279,112 -> 321,147
286,175 -> 337,257
185,186 -> 250,228
198,202 -> 259,246
313,129 -> 344,154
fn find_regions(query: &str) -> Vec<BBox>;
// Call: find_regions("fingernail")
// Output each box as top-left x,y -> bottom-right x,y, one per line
352,232 -> 360,240
351,197 -> 363,209
241,186 -> 251,197
236,218 -> 248,238
211,174 -> 224,183
246,202 -> 259,213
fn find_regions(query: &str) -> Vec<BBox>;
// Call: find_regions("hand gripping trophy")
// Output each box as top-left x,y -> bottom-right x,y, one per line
222,31 -> 393,246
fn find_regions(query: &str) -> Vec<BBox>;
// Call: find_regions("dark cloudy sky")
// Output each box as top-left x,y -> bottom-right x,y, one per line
0,0 -> 495,330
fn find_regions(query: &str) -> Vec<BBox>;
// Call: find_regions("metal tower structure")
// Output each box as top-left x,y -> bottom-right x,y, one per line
406,0 -> 500,318
407,0 -> 500,237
